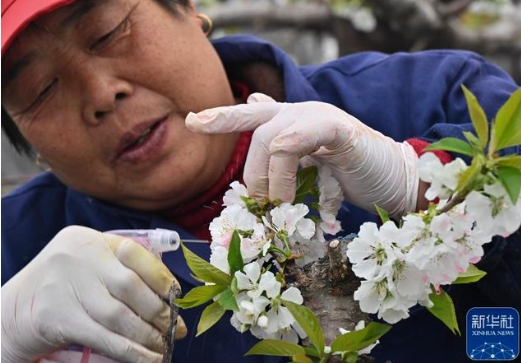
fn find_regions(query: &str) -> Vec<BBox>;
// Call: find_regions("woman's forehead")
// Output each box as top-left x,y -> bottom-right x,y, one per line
31,0 -> 113,33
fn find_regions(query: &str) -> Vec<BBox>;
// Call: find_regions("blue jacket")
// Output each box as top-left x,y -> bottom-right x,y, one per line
3,35 -> 520,363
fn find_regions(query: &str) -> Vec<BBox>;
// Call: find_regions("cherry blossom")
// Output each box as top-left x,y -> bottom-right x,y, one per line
223,181 -> 249,207
268,203 -> 316,240
231,292 -> 271,331
209,163 -> 344,340
418,153 -> 467,200
209,204 -> 259,248
465,182 -> 521,238
349,152 -> 521,324
235,262 -> 281,299
250,287 -> 307,343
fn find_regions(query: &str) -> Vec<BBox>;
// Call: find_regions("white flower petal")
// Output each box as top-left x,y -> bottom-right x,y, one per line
259,271 -> 281,299
280,287 -> 304,304
235,271 -> 254,291
244,262 -> 261,283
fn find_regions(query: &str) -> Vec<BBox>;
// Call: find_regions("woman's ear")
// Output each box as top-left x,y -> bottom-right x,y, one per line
178,1 -> 213,36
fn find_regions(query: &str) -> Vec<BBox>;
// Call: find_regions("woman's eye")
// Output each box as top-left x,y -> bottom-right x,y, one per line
26,79 -> 58,112
90,17 -> 130,50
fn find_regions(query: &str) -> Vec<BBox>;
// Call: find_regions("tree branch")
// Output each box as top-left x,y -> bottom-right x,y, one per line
436,0 -> 476,17
367,0 -> 443,39
206,3 -> 332,31
442,8 -> 521,53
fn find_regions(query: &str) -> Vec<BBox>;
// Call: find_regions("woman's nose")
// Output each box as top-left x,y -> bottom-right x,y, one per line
80,70 -> 134,125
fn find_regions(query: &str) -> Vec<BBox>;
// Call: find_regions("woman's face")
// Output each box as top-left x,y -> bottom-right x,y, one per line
2,0 -> 239,210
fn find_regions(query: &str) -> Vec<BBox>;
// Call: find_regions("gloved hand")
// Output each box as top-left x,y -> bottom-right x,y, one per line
186,93 -> 419,218
1,225 -> 187,363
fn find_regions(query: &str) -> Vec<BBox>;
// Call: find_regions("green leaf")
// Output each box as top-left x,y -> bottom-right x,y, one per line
463,131 -> 482,151
303,346 -> 320,358
455,156 -> 483,192
230,275 -> 239,295
282,300 -> 325,357
374,205 -> 390,223
175,284 -> 227,308
427,288 -> 460,335
291,354 -> 313,363
462,85 -> 489,149
330,322 -> 391,353
491,88 -> 521,152
245,339 -> 306,357
189,273 -> 206,284
452,264 -> 487,284
181,243 -> 231,285
218,287 -> 239,311
228,230 -> 244,275
496,155 -> 521,168
423,137 -> 474,157
342,351 -> 359,363
496,165 -> 521,204
196,300 -> 226,336
294,165 -> 318,204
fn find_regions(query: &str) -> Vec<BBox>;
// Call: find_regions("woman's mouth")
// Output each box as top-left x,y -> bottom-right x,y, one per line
116,117 -> 169,163
133,128 -> 153,147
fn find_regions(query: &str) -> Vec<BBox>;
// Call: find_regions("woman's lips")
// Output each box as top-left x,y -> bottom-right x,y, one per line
116,117 -> 169,163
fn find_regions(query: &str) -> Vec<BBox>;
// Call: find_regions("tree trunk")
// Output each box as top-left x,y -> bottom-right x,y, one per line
286,238 -> 384,363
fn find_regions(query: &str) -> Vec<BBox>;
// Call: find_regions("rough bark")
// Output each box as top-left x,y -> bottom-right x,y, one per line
286,238 -> 382,363
163,283 -> 182,363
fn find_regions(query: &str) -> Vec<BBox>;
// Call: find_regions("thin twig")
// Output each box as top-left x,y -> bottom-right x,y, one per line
437,193 -> 466,214
162,283 -> 182,363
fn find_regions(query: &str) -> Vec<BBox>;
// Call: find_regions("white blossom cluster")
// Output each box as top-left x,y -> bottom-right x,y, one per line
209,165 -> 344,342
347,152 -> 521,324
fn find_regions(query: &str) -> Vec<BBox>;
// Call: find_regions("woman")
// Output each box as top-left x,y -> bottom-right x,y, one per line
2,0 -> 520,362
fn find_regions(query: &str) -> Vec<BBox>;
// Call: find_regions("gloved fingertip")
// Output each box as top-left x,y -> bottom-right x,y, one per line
246,185 -> 270,200
275,193 -> 295,204
185,111 -> 210,132
269,187 -> 296,204
244,176 -> 269,200
247,93 -> 276,104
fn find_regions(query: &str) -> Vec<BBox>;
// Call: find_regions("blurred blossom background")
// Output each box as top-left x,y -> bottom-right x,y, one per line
2,0 -> 521,193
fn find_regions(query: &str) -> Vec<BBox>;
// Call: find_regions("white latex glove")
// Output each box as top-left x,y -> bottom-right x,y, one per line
186,93 -> 419,218
39,349 -> 118,363
1,226 -> 187,363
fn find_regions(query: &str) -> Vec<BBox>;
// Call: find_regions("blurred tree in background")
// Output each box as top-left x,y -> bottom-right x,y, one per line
197,0 -> 521,82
